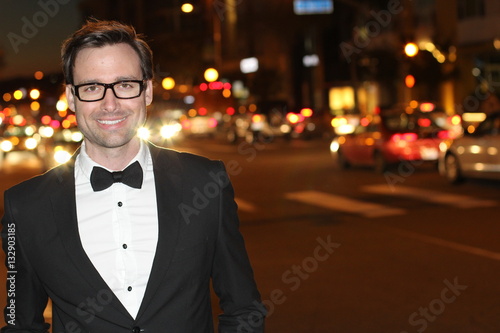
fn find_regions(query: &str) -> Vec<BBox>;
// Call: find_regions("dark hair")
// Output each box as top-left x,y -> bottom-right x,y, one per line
61,19 -> 153,84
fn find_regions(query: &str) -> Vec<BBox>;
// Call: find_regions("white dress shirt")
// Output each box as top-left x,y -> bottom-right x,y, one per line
75,141 -> 159,319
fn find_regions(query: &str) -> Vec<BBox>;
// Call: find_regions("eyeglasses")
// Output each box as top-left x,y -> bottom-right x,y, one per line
73,80 -> 146,102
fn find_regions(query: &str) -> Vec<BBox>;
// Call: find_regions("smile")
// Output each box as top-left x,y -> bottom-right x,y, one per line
97,117 -> 126,125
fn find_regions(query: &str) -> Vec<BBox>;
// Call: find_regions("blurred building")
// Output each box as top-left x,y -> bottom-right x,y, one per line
318,0 -> 500,116
449,0 -> 500,114
3,0 -> 500,124
78,0 -> 326,114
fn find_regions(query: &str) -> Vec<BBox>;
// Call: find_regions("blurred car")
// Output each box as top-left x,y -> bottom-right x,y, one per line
0,124 -> 41,157
331,114 -> 361,135
181,115 -> 218,138
225,112 -> 290,143
330,110 -> 453,172
38,126 -> 83,170
438,111 -> 500,183
138,118 -> 183,147
387,102 -> 463,138
225,113 -> 253,143
284,108 -> 331,140
460,112 -> 488,134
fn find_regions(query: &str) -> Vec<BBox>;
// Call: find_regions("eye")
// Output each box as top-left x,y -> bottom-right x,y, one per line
82,84 -> 102,93
117,82 -> 135,90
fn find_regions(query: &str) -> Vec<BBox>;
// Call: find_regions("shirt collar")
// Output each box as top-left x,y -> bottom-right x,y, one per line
76,140 -> 149,181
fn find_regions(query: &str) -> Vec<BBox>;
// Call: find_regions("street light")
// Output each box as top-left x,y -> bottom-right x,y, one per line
404,42 -> 419,57
162,77 -> 175,90
181,3 -> 194,13
34,71 -> 44,80
405,75 -> 415,88
204,68 -> 219,82
30,89 -> 40,100
13,89 -> 24,100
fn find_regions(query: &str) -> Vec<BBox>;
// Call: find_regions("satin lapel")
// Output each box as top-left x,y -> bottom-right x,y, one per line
50,158 -> 133,321
136,144 -> 183,319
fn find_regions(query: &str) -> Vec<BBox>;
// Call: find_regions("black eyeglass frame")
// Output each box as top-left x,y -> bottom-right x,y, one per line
72,80 -> 146,102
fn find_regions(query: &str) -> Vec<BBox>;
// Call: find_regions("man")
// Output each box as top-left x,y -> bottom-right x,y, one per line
1,20 -> 265,332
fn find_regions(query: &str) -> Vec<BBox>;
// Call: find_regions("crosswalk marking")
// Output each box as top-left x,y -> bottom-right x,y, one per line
361,184 -> 497,208
388,227 -> 500,261
285,190 -> 406,218
242,186 -> 497,217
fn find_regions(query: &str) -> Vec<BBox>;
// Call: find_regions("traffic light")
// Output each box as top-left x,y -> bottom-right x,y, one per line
405,75 -> 415,88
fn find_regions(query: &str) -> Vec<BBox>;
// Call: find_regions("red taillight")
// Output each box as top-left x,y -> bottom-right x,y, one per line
391,133 -> 417,142
286,112 -> 304,124
209,81 -> 224,90
50,120 -> 61,129
418,118 -> 431,127
198,107 -> 208,116
295,123 -> 305,133
208,117 -> 218,128
41,115 -> 52,125
437,130 -> 451,139
286,112 -> 300,124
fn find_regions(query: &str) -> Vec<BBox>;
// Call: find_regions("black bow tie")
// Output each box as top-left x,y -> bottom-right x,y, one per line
90,161 -> 143,191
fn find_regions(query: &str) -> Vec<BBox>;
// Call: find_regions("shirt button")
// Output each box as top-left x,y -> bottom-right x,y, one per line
118,201 -> 123,207
122,244 -> 127,249
127,286 -> 132,292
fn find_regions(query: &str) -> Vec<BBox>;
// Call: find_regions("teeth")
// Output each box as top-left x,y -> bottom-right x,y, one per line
98,118 -> 125,125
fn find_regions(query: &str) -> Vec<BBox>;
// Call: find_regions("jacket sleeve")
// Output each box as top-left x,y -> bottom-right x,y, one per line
1,191 -> 51,333
210,161 -> 266,333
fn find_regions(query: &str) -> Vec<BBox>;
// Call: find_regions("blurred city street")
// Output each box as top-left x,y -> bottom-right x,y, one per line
0,137 -> 499,332
1,0 -> 500,332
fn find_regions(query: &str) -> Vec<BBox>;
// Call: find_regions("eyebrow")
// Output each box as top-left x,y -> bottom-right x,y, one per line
75,76 -> 143,85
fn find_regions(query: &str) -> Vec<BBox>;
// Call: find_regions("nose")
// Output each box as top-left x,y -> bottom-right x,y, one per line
100,86 -> 119,111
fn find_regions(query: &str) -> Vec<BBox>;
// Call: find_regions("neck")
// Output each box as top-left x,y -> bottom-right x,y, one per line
84,138 -> 141,171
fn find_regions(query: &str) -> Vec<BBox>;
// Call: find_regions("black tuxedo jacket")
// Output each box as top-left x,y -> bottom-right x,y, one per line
1,143 -> 265,332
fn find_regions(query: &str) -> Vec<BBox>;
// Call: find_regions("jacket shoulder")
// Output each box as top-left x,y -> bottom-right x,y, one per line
149,143 -> 222,170
4,163 -> 72,199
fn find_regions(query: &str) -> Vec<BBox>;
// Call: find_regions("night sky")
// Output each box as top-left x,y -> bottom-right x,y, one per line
0,0 -> 81,80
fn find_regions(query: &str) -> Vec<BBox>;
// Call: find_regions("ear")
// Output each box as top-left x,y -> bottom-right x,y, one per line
145,80 -> 153,106
65,85 -> 76,112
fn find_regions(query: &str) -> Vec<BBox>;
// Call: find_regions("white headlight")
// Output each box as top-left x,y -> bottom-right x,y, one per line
160,124 -> 181,139
330,140 -> 340,153
137,127 -> 151,140
1,140 -> 13,152
54,150 -> 72,164
71,131 -> 84,142
25,137 -> 38,150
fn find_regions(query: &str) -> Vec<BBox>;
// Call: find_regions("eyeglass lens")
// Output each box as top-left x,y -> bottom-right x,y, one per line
76,81 -> 143,101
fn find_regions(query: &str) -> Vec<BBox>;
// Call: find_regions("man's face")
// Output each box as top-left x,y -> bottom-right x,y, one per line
66,43 -> 153,154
